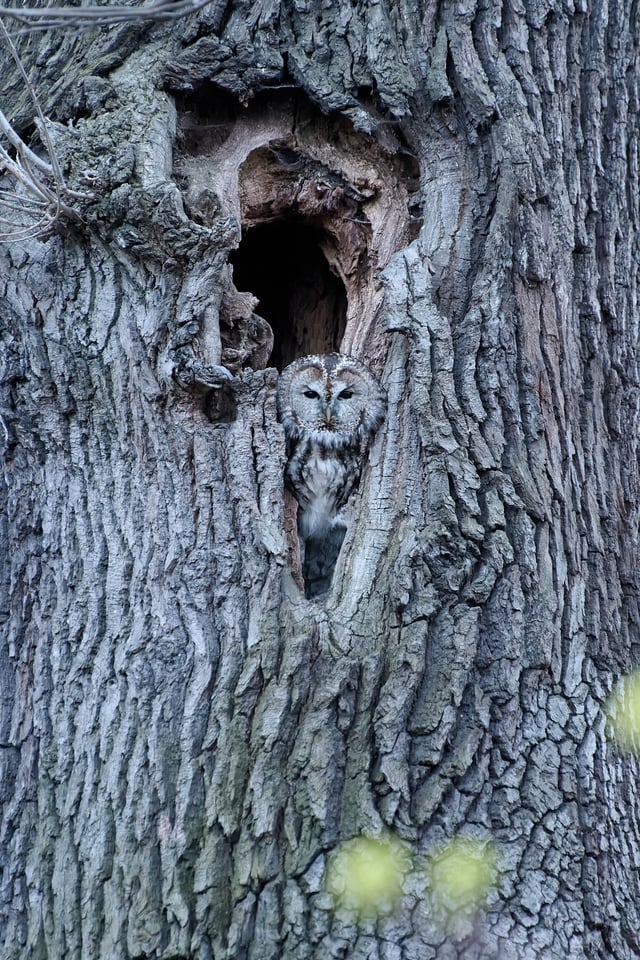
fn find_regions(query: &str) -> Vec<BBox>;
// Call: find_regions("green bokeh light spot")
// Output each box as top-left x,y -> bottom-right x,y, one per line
607,671 -> 640,752
428,837 -> 496,910
326,834 -> 408,914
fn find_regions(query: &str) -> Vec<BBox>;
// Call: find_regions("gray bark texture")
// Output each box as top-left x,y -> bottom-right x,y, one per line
1,0 -> 639,958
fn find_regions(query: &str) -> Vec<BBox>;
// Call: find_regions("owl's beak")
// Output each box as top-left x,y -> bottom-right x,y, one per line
324,406 -> 332,425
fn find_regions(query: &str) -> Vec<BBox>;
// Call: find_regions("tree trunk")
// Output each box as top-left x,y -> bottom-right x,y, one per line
1,1 -> 639,958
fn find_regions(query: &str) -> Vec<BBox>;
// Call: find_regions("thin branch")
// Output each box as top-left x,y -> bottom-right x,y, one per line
0,13 -> 96,237
0,0 -> 215,33
0,144 -> 52,202
0,108 -> 53,176
0,19 -> 66,186
0,0 -> 222,238
0,190 -> 53,210
0,210 -> 57,241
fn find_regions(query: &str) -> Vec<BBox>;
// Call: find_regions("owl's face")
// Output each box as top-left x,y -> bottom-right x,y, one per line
277,353 -> 386,445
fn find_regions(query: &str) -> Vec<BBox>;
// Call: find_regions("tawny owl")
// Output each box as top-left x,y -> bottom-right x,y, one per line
277,353 -> 386,595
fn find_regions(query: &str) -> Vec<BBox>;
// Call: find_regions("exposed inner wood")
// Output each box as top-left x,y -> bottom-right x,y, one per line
174,92 -> 419,371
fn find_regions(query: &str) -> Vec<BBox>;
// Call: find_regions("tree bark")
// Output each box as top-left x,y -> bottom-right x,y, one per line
1,1 -> 640,958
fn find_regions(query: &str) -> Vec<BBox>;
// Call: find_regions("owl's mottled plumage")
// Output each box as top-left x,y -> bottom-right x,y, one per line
277,353 -> 386,594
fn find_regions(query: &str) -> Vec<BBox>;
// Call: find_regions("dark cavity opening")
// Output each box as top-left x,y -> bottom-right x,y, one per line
229,219 -> 347,370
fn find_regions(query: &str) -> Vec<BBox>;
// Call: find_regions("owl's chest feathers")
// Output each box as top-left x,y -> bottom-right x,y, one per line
287,440 -> 360,540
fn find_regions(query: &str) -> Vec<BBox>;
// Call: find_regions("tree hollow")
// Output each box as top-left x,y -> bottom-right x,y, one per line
229,219 -> 347,370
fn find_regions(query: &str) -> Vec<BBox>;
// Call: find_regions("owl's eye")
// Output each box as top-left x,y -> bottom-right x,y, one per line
337,389 -> 354,400
303,389 -> 321,399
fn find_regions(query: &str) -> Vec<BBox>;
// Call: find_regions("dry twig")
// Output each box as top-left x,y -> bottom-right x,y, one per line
0,0 -> 219,239
0,0 -> 214,33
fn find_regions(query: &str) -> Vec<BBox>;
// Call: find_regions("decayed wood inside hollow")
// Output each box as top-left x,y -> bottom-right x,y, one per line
175,92 -> 418,372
